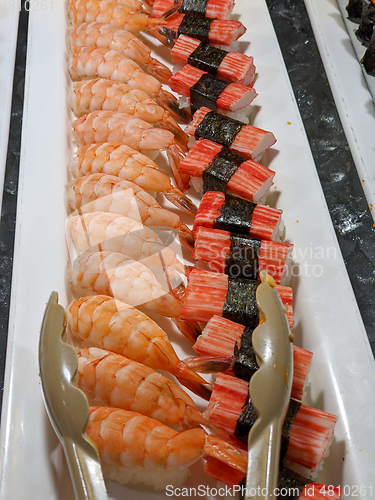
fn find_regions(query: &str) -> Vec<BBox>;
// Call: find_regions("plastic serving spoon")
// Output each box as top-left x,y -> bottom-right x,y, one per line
244,272 -> 293,500
39,291 -> 109,500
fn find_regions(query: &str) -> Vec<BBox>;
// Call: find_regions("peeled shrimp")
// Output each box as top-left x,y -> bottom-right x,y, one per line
72,79 -> 187,148
69,46 -> 190,123
68,174 -> 194,251
71,22 -> 172,83
69,250 -> 183,317
86,406 -> 247,488
67,212 -> 185,286
71,143 -> 196,215
77,347 -> 209,426
72,111 -> 190,189
67,295 -> 206,397
69,0 -> 162,32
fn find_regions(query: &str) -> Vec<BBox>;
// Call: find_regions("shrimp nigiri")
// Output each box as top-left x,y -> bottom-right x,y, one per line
67,212 -> 186,282
86,406 -> 247,488
69,46 -> 190,123
72,111 -> 190,190
71,143 -> 197,215
67,295 -> 207,397
71,22 -> 172,83
67,174 -> 194,251
77,347 -> 209,426
68,250 -> 183,317
69,0 -> 163,32
72,79 -> 187,148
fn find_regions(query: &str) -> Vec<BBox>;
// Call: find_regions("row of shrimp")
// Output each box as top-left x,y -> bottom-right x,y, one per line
65,0 -> 249,490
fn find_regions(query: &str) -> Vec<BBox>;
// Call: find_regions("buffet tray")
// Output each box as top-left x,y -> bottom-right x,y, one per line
0,0 -> 375,498
304,0 -> 375,222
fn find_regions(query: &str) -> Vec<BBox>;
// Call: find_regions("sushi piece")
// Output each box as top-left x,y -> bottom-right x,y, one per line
362,27 -> 375,75
193,191 -> 284,241
206,373 -> 337,478
151,0 -> 235,19
180,266 -> 293,329
179,139 -> 275,203
192,315 -> 312,401
346,0 -> 363,23
356,0 -> 375,46
193,227 -> 293,284
171,34 -> 256,86
185,107 -> 276,160
206,463 -> 342,500
169,64 -> 257,114
86,406 -> 247,488
149,13 -> 246,48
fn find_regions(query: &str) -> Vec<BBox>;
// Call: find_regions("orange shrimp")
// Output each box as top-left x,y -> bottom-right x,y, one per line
71,143 -> 196,215
69,0 -> 163,32
68,174 -> 194,251
86,406 -> 247,488
72,111 -> 190,190
71,22 -> 172,83
77,347 -> 209,426
67,295 -> 206,397
69,46 -> 190,123
71,79 -> 188,149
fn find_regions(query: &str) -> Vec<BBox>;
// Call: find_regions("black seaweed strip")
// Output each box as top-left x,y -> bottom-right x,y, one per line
234,397 -> 302,458
223,277 -> 259,327
278,468 -> 310,499
362,30 -> 375,75
232,326 -> 258,380
178,14 -> 214,44
356,1 -> 375,47
234,396 -> 257,443
188,43 -> 227,74
202,147 -> 245,193
213,193 -> 256,234
226,233 -> 261,279
179,0 -> 207,14
190,73 -> 229,114
194,111 -> 243,146
346,0 -> 363,23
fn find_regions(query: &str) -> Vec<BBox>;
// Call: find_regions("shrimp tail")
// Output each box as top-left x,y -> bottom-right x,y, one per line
155,115 -> 189,150
147,25 -> 177,48
177,223 -> 194,253
155,88 -> 192,124
167,147 -> 191,192
147,56 -> 173,84
161,0 -> 182,19
182,355 -> 234,374
173,362 -> 212,401
165,188 -> 197,216
173,318 -> 202,343
204,435 -> 247,475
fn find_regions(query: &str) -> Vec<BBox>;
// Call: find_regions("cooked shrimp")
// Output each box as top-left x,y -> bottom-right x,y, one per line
69,0 -> 162,32
72,111 -> 190,190
67,295 -> 206,397
77,347 -> 209,425
67,212 -> 186,284
68,249 -> 183,316
86,407 -> 247,488
68,174 -> 194,251
69,46 -> 190,123
72,79 -> 187,149
71,143 -> 197,215
71,22 -> 172,83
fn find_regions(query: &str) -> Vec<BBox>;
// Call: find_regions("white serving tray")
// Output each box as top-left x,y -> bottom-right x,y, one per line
0,1 -> 20,208
304,0 -> 375,223
1,0 -> 375,498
